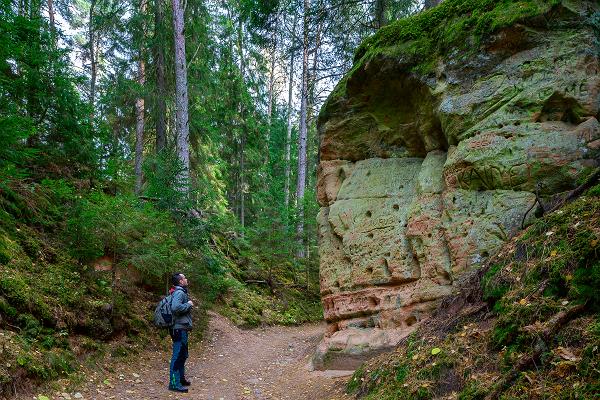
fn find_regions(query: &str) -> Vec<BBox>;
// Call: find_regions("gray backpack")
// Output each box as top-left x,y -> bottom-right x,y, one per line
154,295 -> 174,328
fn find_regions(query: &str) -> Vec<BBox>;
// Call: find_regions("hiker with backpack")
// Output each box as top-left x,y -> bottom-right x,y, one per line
155,272 -> 194,393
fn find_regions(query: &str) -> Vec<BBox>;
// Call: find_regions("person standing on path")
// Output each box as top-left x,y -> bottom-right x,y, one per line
168,272 -> 193,393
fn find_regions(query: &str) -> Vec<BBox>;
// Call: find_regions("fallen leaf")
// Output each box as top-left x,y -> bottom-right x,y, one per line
431,348 -> 441,355
550,250 -> 557,257
555,346 -> 579,362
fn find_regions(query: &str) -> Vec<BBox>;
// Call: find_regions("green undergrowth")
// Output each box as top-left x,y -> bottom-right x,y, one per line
208,221 -> 322,328
217,282 -> 322,327
0,176 -> 323,394
348,187 -> 600,399
0,179 -> 169,394
0,178 -> 188,393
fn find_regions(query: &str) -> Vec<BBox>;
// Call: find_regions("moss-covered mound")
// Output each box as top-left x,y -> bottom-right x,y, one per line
0,180 -> 162,395
318,0 -> 599,163
355,0 -> 563,71
347,186 -> 600,399
323,0 -> 568,119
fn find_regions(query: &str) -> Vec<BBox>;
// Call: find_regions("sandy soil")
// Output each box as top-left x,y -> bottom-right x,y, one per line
27,312 -> 352,400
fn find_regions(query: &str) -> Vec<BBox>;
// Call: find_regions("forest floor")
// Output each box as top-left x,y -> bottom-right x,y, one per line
24,312 -> 351,400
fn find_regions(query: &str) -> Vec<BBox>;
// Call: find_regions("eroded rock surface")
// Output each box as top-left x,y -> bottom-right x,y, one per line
314,0 -> 600,370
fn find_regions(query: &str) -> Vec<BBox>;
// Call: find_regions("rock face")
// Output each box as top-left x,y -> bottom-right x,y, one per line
314,0 -> 600,370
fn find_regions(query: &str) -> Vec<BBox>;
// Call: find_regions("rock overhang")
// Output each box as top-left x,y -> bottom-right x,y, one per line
314,0 -> 600,370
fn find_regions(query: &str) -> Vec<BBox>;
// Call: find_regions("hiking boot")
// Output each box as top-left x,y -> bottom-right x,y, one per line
180,378 -> 191,386
168,385 -> 189,393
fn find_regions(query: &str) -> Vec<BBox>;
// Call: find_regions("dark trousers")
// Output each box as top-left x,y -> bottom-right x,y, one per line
169,329 -> 189,387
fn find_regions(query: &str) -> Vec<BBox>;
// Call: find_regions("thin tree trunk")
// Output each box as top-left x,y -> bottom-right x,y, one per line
307,4 -> 322,127
236,17 -> 246,231
295,0 -> 310,259
304,3 -> 322,202
374,0 -> 387,29
240,133 -> 245,229
266,13 -> 279,163
154,0 -> 167,153
134,0 -> 146,194
47,0 -> 55,33
284,13 -> 297,210
89,0 -> 97,121
172,0 -> 190,191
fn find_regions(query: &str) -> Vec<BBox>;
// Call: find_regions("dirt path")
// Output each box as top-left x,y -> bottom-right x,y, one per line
45,312 -> 352,400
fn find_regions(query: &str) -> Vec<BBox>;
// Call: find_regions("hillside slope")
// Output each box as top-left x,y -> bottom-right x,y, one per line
347,185 -> 600,399
0,177 -> 321,397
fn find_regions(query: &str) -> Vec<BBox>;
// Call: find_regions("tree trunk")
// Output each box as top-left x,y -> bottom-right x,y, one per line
236,17 -> 246,231
89,0 -> 97,121
47,0 -> 55,33
154,0 -> 167,153
240,133 -> 246,229
134,0 -> 146,194
266,11 -> 279,163
305,2 -> 322,198
284,13 -> 297,210
374,0 -> 387,29
424,0 -> 441,10
307,4 -> 322,127
265,41 -> 276,163
172,0 -> 191,191
295,0 -> 310,259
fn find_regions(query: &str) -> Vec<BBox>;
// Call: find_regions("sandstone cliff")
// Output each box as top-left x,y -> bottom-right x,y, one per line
315,0 -> 600,369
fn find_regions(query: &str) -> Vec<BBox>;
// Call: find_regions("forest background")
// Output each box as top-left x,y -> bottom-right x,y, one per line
0,0 -> 439,388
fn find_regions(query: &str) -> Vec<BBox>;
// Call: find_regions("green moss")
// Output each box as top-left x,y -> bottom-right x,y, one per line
571,260 -> 600,311
346,365 -> 365,393
0,274 -> 31,307
110,344 -> 131,358
218,281 -> 323,327
482,263 -> 509,306
491,322 -> 520,349
323,0 -> 565,117
355,0 -> 560,69
587,183 -> 600,197
0,234 -> 12,265
458,381 -> 486,400
395,363 -> 409,383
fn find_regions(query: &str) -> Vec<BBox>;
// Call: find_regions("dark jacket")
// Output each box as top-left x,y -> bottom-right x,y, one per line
171,286 -> 193,330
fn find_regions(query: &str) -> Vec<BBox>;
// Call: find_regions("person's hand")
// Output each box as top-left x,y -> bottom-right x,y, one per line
188,300 -> 194,307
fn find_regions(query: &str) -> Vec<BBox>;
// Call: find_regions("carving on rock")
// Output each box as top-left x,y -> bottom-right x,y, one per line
314,1 -> 600,370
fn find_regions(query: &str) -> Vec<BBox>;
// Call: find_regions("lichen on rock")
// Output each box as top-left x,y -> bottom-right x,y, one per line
314,0 -> 600,370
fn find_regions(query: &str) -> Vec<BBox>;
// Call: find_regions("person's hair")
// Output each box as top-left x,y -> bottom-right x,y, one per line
171,272 -> 184,286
